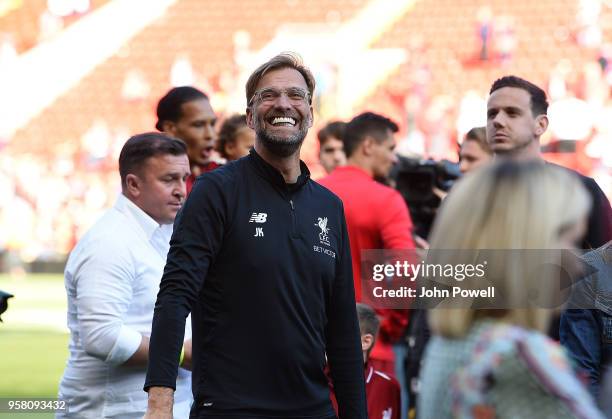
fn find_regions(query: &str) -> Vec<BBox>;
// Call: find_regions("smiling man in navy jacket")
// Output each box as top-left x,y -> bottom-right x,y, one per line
143,53 -> 367,419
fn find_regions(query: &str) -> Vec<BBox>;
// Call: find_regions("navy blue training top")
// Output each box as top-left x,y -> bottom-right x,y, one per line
145,150 -> 367,419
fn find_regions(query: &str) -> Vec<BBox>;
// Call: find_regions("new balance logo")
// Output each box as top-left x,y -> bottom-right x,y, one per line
249,213 -> 267,223
254,227 -> 264,237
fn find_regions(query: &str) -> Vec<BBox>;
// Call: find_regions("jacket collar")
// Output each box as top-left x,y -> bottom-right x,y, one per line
248,148 -> 310,193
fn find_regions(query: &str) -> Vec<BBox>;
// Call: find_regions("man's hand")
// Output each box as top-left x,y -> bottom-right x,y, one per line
143,387 -> 174,419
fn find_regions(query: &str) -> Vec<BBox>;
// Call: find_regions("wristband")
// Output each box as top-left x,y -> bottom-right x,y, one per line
179,346 -> 185,367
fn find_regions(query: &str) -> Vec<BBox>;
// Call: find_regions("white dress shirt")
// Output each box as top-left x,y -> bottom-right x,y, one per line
58,194 -> 192,418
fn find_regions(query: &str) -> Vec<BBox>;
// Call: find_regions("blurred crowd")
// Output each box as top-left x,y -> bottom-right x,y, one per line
2,0 -> 612,271
3,56 -> 612,271
1,3 -> 612,416
0,143 -> 119,270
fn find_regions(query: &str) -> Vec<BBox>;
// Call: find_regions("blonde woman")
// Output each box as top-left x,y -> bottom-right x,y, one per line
417,161 -> 602,419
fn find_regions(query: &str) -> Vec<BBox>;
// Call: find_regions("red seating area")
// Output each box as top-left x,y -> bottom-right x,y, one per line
3,0 -> 612,261
0,0 -> 109,54
1,0 -> 370,260
384,0 -> 589,92
9,0 -> 606,159
364,0 -> 597,134
7,0 -> 369,155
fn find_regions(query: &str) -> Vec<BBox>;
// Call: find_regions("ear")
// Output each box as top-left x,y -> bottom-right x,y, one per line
307,105 -> 314,129
361,137 -> 375,157
124,173 -> 142,198
361,333 -> 374,353
224,141 -> 236,158
161,120 -> 177,136
534,114 -> 549,137
246,107 -> 255,130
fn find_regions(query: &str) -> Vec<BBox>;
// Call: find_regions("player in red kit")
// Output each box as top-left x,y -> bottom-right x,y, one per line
155,86 -> 221,195
330,303 -> 401,419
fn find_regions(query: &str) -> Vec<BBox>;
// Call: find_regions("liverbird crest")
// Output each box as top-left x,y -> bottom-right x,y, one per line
315,217 -> 329,235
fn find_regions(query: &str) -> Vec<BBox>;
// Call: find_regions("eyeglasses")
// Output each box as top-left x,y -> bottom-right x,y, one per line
249,87 -> 311,106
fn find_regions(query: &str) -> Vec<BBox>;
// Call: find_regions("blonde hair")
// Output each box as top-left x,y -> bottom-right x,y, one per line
427,161 -> 590,338
463,126 -> 491,154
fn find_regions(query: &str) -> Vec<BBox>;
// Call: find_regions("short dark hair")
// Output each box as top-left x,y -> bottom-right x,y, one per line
156,86 -> 209,131
118,132 -> 187,188
317,121 -> 346,146
343,112 -> 399,158
490,76 -> 549,116
245,52 -> 315,107
216,114 -> 248,159
356,303 -> 379,338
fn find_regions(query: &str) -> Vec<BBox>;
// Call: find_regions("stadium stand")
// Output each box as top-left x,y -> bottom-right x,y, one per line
1,0 -> 611,265
0,0 -> 110,53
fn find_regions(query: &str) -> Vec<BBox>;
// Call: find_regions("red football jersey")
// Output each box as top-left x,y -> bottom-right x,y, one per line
186,161 -> 222,195
364,363 -> 401,419
319,166 -> 414,364
329,362 -> 401,419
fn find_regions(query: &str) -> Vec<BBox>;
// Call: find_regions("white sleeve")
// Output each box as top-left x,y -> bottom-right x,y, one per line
73,239 -> 142,365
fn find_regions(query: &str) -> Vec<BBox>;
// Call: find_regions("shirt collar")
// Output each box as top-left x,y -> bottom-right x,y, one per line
364,361 -> 374,383
192,161 -> 222,175
332,165 -> 372,179
114,193 -> 163,241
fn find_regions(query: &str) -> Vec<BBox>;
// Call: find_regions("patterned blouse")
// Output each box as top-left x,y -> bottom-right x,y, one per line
418,320 -> 603,419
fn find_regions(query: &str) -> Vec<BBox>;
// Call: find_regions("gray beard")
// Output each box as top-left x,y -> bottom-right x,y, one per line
255,125 -> 308,158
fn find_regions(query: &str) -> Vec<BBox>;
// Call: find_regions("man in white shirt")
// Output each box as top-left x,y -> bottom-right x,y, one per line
58,133 -> 192,418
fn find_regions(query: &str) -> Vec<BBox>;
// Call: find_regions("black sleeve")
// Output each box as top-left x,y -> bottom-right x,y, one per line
582,176 -> 612,249
325,205 -> 368,419
560,309 -> 602,398
144,175 -> 227,390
